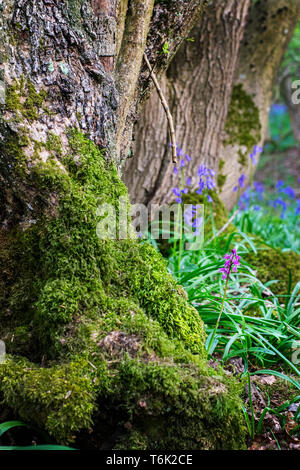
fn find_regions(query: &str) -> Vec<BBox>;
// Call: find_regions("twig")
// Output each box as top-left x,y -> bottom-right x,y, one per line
143,53 -> 177,163
206,209 -> 240,245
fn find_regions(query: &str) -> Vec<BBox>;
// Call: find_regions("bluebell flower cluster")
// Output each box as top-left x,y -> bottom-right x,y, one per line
171,143 -> 216,205
250,145 -> 263,165
253,181 -> 265,201
196,165 -> 216,202
172,187 -> 188,204
234,174 -> 246,192
237,177 -> 299,220
184,205 -> 203,236
276,180 -> 296,199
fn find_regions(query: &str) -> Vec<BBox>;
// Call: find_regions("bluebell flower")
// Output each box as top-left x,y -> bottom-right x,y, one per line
270,103 -> 287,116
180,159 -> 185,168
276,180 -> 284,191
198,165 -> 208,177
239,174 -> 246,188
197,178 -> 205,195
207,195 -> 213,203
185,154 -> 191,162
282,186 -> 295,199
295,200 -> 300,216
253,181 -> 264,201
250,145 -> 263,165
174,167 -> 178,175
173,187 -> 189,204
186,177 -> 192,186
206,177 -> 216,190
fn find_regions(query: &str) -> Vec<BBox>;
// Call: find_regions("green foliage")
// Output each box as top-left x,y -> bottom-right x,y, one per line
162,193 -> 300,430
0,357 -> 100,443
0,130 -> 247,448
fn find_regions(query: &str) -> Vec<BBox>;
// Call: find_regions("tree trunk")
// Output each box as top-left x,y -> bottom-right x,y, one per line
0,0 -> 246,450
124,0 -> 300,210
220,0 -> 300,208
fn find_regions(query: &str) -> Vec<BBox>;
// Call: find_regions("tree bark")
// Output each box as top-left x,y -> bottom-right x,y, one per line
281,72 -> 300,145
0,0 -> 247,450
124,0 -> 300,209
123,0 -> 251,206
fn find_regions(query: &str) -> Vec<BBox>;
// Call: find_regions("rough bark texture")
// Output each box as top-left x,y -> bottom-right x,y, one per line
220,0 -> 300,208
123,0 -> 251,206
124,0 -> 300,210
0,0 -> 246,450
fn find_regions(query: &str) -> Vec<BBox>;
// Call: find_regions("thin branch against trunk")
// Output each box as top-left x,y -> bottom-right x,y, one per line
143,53 -> 177,164
115,0 -> 155,159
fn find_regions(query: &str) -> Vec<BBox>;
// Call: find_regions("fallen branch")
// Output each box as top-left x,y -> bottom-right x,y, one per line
143,53 -> 177,163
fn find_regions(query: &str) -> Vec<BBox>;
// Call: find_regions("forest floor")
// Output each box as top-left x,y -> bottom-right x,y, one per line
256,146 -> 300,196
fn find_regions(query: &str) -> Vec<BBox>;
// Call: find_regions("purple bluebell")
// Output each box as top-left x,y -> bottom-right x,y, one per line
239,174 -> 246,188
185,154 -> 191,162
276,180 -> 284,191
186,177 -> 192,186
219,249 -> 241,281
197,178 -> 205,195
198,165 -> 208,177
253,181 -> 264,201
282,186 -> 296,199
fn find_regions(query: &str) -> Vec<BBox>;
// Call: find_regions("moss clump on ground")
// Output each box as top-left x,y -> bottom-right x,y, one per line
245,246 -> 300,296
0,129 -> 247,448
224,84 -> 262,167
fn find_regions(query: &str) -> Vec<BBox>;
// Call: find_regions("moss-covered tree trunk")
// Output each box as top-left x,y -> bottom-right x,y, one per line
124,0 -> 300,209
0,0 -> 246,450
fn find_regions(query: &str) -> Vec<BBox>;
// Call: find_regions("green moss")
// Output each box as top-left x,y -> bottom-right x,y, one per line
0,130 -> 246,448
0,356 -> 102,443
217,159 -> 227,191
5,77 -> 49,123
245,245 -> 300,296
224,84 -> 262,167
